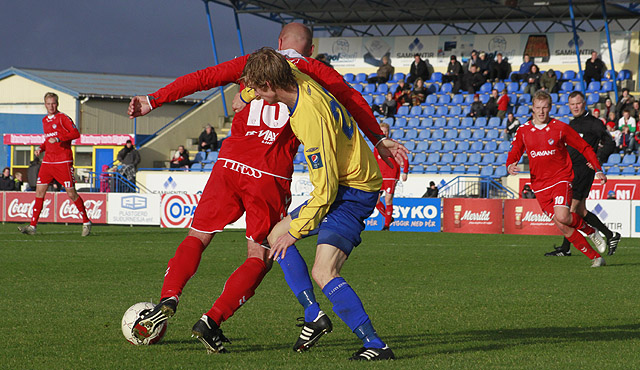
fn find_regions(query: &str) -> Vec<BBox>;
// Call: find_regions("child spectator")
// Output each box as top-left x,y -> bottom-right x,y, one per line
372,92 -> 397,118
618,109 -> 636,132
468,94 -> 485,118
170,145 -> 191,169
497,89 -> 510,119
411,78 -> 427,106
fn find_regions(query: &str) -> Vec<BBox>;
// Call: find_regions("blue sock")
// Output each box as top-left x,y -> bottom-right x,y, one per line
322,277 -> 385,348
276,245 -> 320,321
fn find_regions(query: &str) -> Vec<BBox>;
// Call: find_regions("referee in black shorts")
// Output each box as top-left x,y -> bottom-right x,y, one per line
545,91 -> 621,257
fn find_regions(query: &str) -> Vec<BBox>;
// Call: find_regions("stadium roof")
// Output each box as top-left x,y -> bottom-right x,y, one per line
0,67 -> 214,103
211,0 -> 640,36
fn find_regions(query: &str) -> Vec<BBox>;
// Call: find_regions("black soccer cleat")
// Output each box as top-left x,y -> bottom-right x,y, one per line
192,315 -> 229,354
607,232 -> 621,256
132,296 -> 178,341
544,245 -> 571,257
293,311 -> 333,352
349,346 -> 395,361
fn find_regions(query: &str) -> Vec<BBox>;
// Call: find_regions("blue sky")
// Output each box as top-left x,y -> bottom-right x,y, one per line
0,0 -> 282,77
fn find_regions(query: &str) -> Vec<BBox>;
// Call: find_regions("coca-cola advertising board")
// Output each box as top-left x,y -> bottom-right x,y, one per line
5,192 -> 56,223
0,193 -> 3,222
56,193 -> 107,224
442,198 -> 502,234
504,199 -> 562,235
519,178 -> 640,200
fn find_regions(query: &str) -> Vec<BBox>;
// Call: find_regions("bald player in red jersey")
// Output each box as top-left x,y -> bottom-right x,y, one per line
374,122 -> 409,230
18,92 -> 92,236
127,23 -> 408,352
506,91 -> 607,267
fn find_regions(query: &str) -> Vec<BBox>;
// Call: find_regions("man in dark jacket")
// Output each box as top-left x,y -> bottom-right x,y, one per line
442,55 -> 463,93
0,167 -> 15,191
491,53 -> 511,81
584,51 -> 606,83
406,54 -> 429,84
198,124 -> 218,151
462,65 -> 484,94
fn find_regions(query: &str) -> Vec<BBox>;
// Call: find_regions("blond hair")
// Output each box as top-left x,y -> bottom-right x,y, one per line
532,90 -> 552,106
241,47 -> 297,92
379,122 -> 390,130
44,92 -> 58,102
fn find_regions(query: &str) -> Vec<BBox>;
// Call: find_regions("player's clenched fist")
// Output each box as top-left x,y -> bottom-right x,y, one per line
128,96 -> 152,118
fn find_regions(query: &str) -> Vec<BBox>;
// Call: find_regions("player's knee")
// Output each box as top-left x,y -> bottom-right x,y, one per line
311,265 -> 337,290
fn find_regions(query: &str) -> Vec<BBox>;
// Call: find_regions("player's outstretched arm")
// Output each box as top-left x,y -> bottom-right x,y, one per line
376,138 -> 409,168
128,96 -> 152,119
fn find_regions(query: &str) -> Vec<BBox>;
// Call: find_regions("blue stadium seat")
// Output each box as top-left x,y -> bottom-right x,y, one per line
413,152 -> 427,164
601,81 -> 614,92
441,83 -> 453,93
618,69 -> 632,80
394,117 -> 407,127
410,106 -> 422,116
294,152 -> 305,163
397,106 -> 410,116
516,105 -> 529,116
391,72 -> 405,82
344,73 -> 355,83
472,130 -> 486,140
622,154 -> 636,165
390,128 -> 403,139
475,117 -> 487,127
493,166 -> 508,178
518,82 -> 528,93
453,165 -> 466,174
193,151 -> 206,163
426,95 -> 438,105
468,152 -> 481,164
562,70 -> 576,80
364,84 -> 377,94
550,93 -> 559,103
431,129 -> 445,139
467,165 -> 480,174
480,153 -> 496,165
405,129 -> 418,139
462,106 -> 471,116
412,165 -> 425,173
426,153 -> 440,164
437,95 -> 451,106
557,106 -> 571,115
448,106 -> 462,117
373,95 -> 385,105
441,153 -> 454,164
458,130 -> 472,140
407,117 -> 420,127
483,141 -> 498,153
439,165 -> 453,173
494,82 -> 506,92
425,165 -> 438,174
448,117 -> 461,127
389,83 -> 398,92
549,105 -> 558,115
368,73 -> 378,79
428,141 -> 443,152
445,130 -> 458,140
507,82 -> 519,93
488,117 -> 501,127
496,153 -> 508,164
454,153 -> 468,163
559,93 -> 569,104
378,84 -> 390,94
560,81 -> 574,92
353,84 -> 364,93
587,93 -> 600,105
190,162 -> 203,171
423,105 -> 436,116
404,141 -> 416,151
434,117 -> 447,127
363,95 -> 373,105
430,72 -> 443,82
464,95 -> 475,104
420,117 -> 434,127
355,73 -> 367,83
456,141 -> 471,153
498,141 -> 511,152
518,94 -> 531,104
452,94 -> 465,105
470,141 -> 484,152
416,141 -> 430,151
621,166 -> 635,175
443,141 -> 456,151
206,151 -> 219,162
203,163 -> 215,171
607,166 -> 621,176
293,164 -> 304,172
486,130 -> 500,139
480,95 -> 490,104
604,70 -> 615,80
480,166 -> 494,177
383,117 -> 394,126
479,83 -> 492,93
587,81 -> 600,92
427,84 -> 440,94
461,117 -> 474,127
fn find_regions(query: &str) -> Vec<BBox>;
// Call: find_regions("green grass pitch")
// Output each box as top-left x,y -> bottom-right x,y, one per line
1,223 -> 639,369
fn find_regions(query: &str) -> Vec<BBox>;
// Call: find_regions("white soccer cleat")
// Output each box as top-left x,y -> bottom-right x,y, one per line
81,222 -> 92,237
591,257 -> 606,268
588,231 -> 606,254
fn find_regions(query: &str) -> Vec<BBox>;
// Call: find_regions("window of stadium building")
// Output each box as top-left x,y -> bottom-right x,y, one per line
13,146 -> 31,166
74,146 -> 93,167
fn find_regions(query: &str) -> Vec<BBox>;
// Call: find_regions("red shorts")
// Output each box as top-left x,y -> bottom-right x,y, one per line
190,159 -> 291,244
381,179 -> 397,195
37,162 -> 76,188
535,181 -> 572,218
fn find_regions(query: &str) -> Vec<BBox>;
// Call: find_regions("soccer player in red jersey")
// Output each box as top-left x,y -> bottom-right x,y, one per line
506,91 -> 607,267
127,23 -> 408,352
374,122 -> 409,230
18,93 -> 92,236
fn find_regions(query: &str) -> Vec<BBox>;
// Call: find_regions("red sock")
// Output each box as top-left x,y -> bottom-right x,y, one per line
73,197 -> 90,223
567,212 -> 594,235
385,204 -> 393,227
161,236 -> 206,298
206,257 -> 268,325
30,197 -> 44,227
567,229 -> 600,259
375,200 -> 385,215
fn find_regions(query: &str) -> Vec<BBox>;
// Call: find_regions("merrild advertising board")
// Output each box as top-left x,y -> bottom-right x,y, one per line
442,198 -> 503,234
364,198 -> 441,232
503,199 -> 561,235
107,193 -> 161,225
586,200 -> 631,238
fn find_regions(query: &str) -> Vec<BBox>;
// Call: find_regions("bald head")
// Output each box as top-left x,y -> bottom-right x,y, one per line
278,22 -> 314,57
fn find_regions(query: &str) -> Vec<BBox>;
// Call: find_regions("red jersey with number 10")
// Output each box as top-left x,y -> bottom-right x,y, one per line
506,119 -> 601,192
40,112 -> 80,164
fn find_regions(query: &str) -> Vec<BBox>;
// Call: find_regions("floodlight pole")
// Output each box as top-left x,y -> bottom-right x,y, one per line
234,9 -> 245,55
568,0 -> 586,95
601,0 -> 619,103
204,0 -> 229,117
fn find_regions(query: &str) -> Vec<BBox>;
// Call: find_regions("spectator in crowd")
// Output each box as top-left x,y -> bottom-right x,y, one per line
616,88 -> 635,117
510,54 -> 533,82
170,145 -> 191,169
603,97 -> 614,119
372,92 -> 397,118
395,84 -> 412,106
618,109 -> 636,132
618,125 -> 635,154
26,156 -> 41,191
368,55 -> 394,84
443,55 -> 463,92
607,190 -> 616,200
462,64 -> 484,94
497,89 -> 510,119
476,52 -> 492,81
315,53 -> 332,68
464,50 -> 479,74
198,124 -> 218,151
411,78 -> 427,106
504,112 -> 520,141
630,101 -> 640,121
468,94 -> 485,118
14,172 -> 24,191
539,69 -> 558,93
522,184 -> 535,199
592,108 -> 606,124
485,89 -> 499,118
523,64 -> 541,95
606,121 -> 621,145
0,167 -> 15,191
632,131 -> 640,155
584,51 -> 606,83
393,79 -> 406,97
422,181 -> 439,198
99,165 -> 112,193
406,54 -> 429,84
606,111 -> 617,127
117,139 -> 141,185
491,53 -> 511,81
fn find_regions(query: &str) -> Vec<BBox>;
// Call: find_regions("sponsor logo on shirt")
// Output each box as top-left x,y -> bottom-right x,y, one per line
307,153 -> 323,169
305,147 -> 319,152
529,149 -> 556,158
548,139 -> 554,145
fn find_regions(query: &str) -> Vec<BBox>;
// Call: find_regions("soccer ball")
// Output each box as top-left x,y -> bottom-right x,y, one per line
121,302 -> 167,345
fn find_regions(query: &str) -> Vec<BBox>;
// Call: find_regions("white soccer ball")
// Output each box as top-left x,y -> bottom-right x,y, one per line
121,302 -> 167,345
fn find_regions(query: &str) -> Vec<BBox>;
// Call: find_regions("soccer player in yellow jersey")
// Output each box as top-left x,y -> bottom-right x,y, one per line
241,47 -> 394,361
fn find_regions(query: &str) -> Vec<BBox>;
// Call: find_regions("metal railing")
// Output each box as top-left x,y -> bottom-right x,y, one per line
438,176 -> 516,199
87,170 -> 140,193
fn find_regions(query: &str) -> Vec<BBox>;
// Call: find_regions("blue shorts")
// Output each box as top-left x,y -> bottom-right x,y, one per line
290,185 -> 378,256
